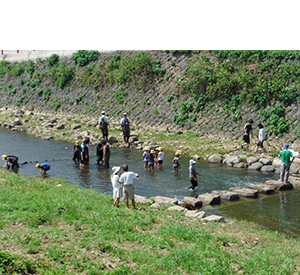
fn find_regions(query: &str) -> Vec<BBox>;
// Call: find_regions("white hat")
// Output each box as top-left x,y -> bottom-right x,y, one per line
189,159 -> 196,165
101,111 -> 105,114
123,112 -> 127,116
112,166 -> 120,173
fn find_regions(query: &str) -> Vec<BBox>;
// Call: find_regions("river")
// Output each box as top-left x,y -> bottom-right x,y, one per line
1,128 -> 300,237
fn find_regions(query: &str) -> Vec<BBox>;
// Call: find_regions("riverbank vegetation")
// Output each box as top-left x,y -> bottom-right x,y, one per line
0,170 -> 299,274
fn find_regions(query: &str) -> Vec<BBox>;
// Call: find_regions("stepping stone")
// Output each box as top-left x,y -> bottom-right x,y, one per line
248,184 -> 275,195
168,205 -> 185,211
261,165 -> 275,172
134,195 -> 152,204
201,215 -> 225,223
197,193 -> 221,205
154,196 -> 178,205
288,176 -> 300,188
265,180 -> 293,191
184,209 -> 206,218
228,187 -> 258,198
211,190 -> 240,201
182,197 -> 203,210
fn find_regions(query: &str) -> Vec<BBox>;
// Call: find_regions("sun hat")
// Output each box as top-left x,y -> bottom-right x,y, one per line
36,164 -> 41,168
2,155 -> 7,160
175,152 -> 180,157
101,111 -> 105,114
123,113 -> 127,116
112,166 -> 120,173
189,159 -> 196,165
144,147 -> 149,151
75,141 -> 79,145
150,150 -> 156,154
284,143 -> 289,149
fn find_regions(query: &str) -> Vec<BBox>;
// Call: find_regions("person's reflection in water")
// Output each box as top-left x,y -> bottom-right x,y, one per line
79,167 -> 92,189
279,192 -> 289,210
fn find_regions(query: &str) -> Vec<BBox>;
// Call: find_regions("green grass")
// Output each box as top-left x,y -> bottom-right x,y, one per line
0,171 -> 299,274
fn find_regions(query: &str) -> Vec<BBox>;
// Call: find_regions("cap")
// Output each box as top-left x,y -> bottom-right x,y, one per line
101,111 -> 105,114
189,159 -> 196,165
144,147 -> 149,151
123,113 -> 127,116
2,155 -> 7,160
284,143 -> 289,149
75,141 -> 79,145
175,152 -> 180,157
36,164 -> 41,168
150,150 -> 156,154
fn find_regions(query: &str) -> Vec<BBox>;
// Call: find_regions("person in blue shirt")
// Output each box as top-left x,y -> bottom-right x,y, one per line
36,163 -> 50,175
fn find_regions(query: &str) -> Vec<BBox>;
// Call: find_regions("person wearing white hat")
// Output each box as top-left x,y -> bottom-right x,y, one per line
99,111 -> 109,141
111,166 -> 123,207
120,113 -> 131,147
188,159 -> 201,190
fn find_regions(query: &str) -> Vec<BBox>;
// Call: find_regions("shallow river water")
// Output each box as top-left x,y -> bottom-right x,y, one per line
1,128 -> 300,237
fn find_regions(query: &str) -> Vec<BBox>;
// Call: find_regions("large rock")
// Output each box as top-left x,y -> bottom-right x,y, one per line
47,118 -> 58,124
265,180 -> 293,190
288,176 -> 300,188
197,193 -> 221,205
272,157 -> 282,168
290,163 -> 300,174
184,209 -> 206,218
135,195 -> 152,204
182,197 -> 203,210
247,156 -> 258,166
13,118 -> 22,126
223,156 -> 239,167
80,130 -> 90,137
108,136 -> 118,144
41,135 -> 54,141
228,187 -> 258,198
168,205 -> 185,211
211,190 -> 239,201
248,162 -> 263,170
259,158 -> 272,165
71,124 -> 81,130
291,139 -> 300,151
88,119 -> 98,127
248,184 -> 275,195
201,215 -> 225,223
260,165 -> 275,172
234,163 -> 248,168
153,196 -> 178,205
207,154 -> 223,164
55,124 -> 65,130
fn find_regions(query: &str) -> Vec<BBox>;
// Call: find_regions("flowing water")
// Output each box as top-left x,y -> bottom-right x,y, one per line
1,128 -> 300,237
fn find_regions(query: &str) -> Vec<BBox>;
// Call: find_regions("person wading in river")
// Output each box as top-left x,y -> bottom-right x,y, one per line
99,111 -> 109,141
2,155 -> 19,170
188,159 -> 201,190
120,113 -> 130,147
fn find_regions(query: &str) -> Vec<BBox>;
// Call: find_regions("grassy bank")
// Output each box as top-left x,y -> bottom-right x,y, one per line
0,170 -> 299,274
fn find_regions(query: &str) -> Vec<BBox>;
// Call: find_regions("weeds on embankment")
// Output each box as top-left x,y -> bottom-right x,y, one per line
0,170 -> 299,274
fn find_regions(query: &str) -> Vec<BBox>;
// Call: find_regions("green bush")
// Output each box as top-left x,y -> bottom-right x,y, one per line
43,88 -> 51,101
26,60 -> 35,78
35,88 -> 43,96
8,88 -> 16,96
72,50 -> 100,66
166,95 -> 173,102
53,62 -> 74,88
47,54 -> 59,67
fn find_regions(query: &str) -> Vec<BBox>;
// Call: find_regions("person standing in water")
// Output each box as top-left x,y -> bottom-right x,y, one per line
99,111 -> 109,141
142,147 -> 150,168
120,113 -> 130,147
102,140 -> 110,168
188,159 -> 201,190
156,147 -> 165,169
72,141 -> 81,162
172,151 -> 181,173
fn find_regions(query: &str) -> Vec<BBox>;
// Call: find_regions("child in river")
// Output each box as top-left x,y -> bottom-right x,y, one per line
36,163 -> 51,175
172,151 -> 181,173
156,147 -> 165,169
142,147 -> 150,168
2,155 -> 19,170
111,166 -> 123,207
148,150 -> 156,171
72,141 -> 81,162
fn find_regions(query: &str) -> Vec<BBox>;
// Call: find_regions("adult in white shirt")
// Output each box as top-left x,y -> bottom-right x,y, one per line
111,166 -> 123,207
119,164 -> 139,209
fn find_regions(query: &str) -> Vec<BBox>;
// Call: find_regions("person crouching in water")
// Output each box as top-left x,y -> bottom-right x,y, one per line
36,163 -> 50,175
172,152 -> 181,173
142,147 -> 150,168
72,141 -> 81,162
188,159 -> 201,190
2,155 -> 19,170
102,140 -> 111,168
148,150 -> 156,171
111,166 -> 123,207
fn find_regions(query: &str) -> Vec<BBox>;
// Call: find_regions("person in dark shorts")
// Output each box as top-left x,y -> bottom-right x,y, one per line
80,139 -> 89,168
120,113 -> 130,147
148,150 -> 156,171
99,111 -> 109,141
96,142 -> 103,165
172,151 -> 181,173
241,119 -> 254,151
36,163 -> 50,175
101,140 -> 110,168
2,155 -> 19,169
188,159 -> 201,190
72,141 -> 81,162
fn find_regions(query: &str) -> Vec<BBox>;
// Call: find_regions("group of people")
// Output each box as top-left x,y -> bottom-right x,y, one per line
142,146 -> 166,171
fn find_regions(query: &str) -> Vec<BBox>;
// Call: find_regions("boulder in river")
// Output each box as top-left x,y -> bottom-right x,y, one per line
211,190 -> 239,201
290,163 -> 300,174
182,197 -> 202,210
234,162 -> 248,168
272,157 -> 282,168
184,209 -> 206,218
248,184 -> 275,194
260,165 -> 275,172
259,158 -> 272,165
288,176 -> 300,188
248,162 -> 263,170
207,154 -> 223,164
264,180 -> 293,191
223,156 -> 239,167
108,136 -> 118,144
197,193 -> 221,205
247,156 -> 258,166
228,187 -> 258,198
154,196 -> 178,205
